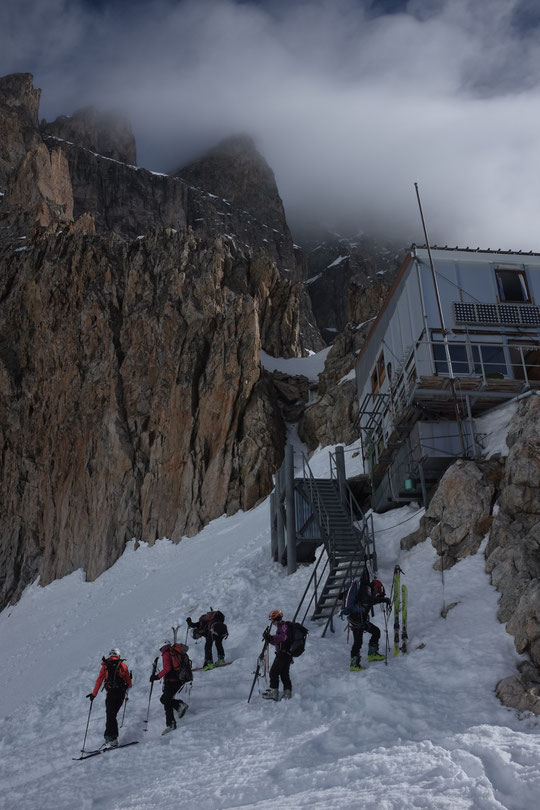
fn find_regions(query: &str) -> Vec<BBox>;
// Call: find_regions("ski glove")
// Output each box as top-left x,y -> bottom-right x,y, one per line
186,617 -> 193,626
86,693 -> 94,701
262,629 -> 271,642
149,674 -> 159,682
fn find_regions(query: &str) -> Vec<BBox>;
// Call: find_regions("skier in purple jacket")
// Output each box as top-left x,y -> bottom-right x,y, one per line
262,610 -> 292,701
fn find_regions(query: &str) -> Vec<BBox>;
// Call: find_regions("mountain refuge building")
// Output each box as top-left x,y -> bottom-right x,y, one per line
355,246 -> 540,511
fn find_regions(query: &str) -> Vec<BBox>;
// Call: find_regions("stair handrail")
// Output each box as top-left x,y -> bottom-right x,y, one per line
329,452 -> 377,572
292,546 -> 330,626
300,453 -> 336,569
320,553 -> 367,638
296,452 -> 371,636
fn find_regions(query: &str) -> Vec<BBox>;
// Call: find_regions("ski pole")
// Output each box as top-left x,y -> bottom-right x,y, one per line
120,670 -> 133,728
144,658 -> 158,732
248,625 -> 271,703
80,697 -> 94,752
120,697 -> 128,728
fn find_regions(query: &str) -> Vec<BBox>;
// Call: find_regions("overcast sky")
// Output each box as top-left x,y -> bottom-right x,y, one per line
2,0 -> 540,248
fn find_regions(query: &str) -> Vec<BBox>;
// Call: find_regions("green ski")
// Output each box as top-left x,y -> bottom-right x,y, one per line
401,584 -> 408,654
392,565 -> 401,657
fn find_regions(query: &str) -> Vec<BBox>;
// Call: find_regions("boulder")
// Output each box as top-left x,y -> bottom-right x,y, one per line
401,459 -> 498,566
495,660 -> 540,716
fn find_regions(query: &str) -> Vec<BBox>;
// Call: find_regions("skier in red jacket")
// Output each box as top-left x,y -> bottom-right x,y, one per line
87,648 -> 132,747
150,640 -> 189,735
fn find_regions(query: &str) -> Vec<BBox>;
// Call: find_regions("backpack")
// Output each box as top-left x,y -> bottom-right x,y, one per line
168,643 -> 193,685
103,657 -> 126,690
341,580 -> 362,616
285,621 -> 308,657
192,610 -> 225,639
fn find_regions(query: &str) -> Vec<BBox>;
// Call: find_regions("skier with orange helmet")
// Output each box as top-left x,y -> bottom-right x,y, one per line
261,610 -> 292,702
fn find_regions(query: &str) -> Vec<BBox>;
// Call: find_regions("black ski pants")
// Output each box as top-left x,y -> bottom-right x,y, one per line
160,679 -> 184,726
204,632 -> 225,664
269,651 -> 292,690
351,622 -> 380,658
105,687 -> 126,740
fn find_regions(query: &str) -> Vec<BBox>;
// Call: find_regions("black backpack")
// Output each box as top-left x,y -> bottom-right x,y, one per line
285,622 -> 308,657
103,657 -> 126,690
192,610 -> 226,639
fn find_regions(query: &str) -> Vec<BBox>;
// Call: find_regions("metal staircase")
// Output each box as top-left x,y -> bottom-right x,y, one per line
293,452 -> 376,637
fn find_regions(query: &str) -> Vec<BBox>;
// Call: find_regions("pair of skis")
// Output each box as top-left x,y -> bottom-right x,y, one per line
392,565 -> 408,656
73,741 -> 139,761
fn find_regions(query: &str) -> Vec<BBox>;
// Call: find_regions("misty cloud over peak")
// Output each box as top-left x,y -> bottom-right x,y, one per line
2,0 -> 540,249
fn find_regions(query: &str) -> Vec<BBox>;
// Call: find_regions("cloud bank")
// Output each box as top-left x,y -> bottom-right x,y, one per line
2,0 -> 540,248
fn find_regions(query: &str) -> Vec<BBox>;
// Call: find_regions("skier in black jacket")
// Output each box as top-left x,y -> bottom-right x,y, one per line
345,573 -> 391,670
186,611 -> 228,670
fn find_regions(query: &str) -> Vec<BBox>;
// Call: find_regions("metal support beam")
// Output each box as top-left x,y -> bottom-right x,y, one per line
276,466 -> 285,564
270,491 -> 277,560
335,445 -> 346,504
285,444 -> 297,575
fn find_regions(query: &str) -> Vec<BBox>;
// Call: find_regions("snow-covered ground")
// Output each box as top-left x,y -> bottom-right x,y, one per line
1,412 -> 539,809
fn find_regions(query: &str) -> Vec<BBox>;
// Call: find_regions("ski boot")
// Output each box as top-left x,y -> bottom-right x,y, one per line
350,656 -> 366,672
215,658 -> 227,667
162,720 -> 177,735
262,688 -> 279,701
202,660 -> 215,671
175,700 -> 189,720
108,738 -> 118,748
281,689 -> 292,700
368,646 -> 386,662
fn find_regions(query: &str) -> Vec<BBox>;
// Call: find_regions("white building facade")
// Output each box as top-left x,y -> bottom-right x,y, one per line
355,246 -> 540,510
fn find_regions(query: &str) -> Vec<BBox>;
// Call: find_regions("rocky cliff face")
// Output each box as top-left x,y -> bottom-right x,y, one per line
0,73 -> 73,232
176,135 -> 299,273
298,283 -> 388,451
0,226 -> 302,607
298,229 -> 402,341
401,394 -> 540,714
0,72 -> 320,609
41,106 -> 137,165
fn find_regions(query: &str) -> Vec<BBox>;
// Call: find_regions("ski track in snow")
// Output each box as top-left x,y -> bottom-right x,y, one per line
1,443 -> 540,808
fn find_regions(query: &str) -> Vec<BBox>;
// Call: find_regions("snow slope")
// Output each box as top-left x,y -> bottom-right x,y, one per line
1,422 -> 539,809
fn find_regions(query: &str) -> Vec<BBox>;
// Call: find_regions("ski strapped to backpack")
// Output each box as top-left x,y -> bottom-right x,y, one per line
285,621 -> 308,657
170,625 -> 193,684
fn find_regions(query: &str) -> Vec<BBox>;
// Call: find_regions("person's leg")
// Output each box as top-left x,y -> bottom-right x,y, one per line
105,690 -> 124,740
160,682 -> 178,726
203,634 -> 214,668
279,654 -> 292,691
214,635 -> 225,660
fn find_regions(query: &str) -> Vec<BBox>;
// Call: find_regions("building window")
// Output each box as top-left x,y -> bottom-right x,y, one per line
371,350 -> 386,395
495,270 -> 530,303
472,345 -> 507,377
432,343 -> 470,375
432,342 -> 508,378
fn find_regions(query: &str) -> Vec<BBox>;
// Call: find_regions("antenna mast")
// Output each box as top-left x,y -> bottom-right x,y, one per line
414,182 -> 467,456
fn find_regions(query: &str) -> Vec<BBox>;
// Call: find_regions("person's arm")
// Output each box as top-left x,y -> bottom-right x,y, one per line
91,662 -> 106,697
156,650 -> 172,679
120,662 -> 132,688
